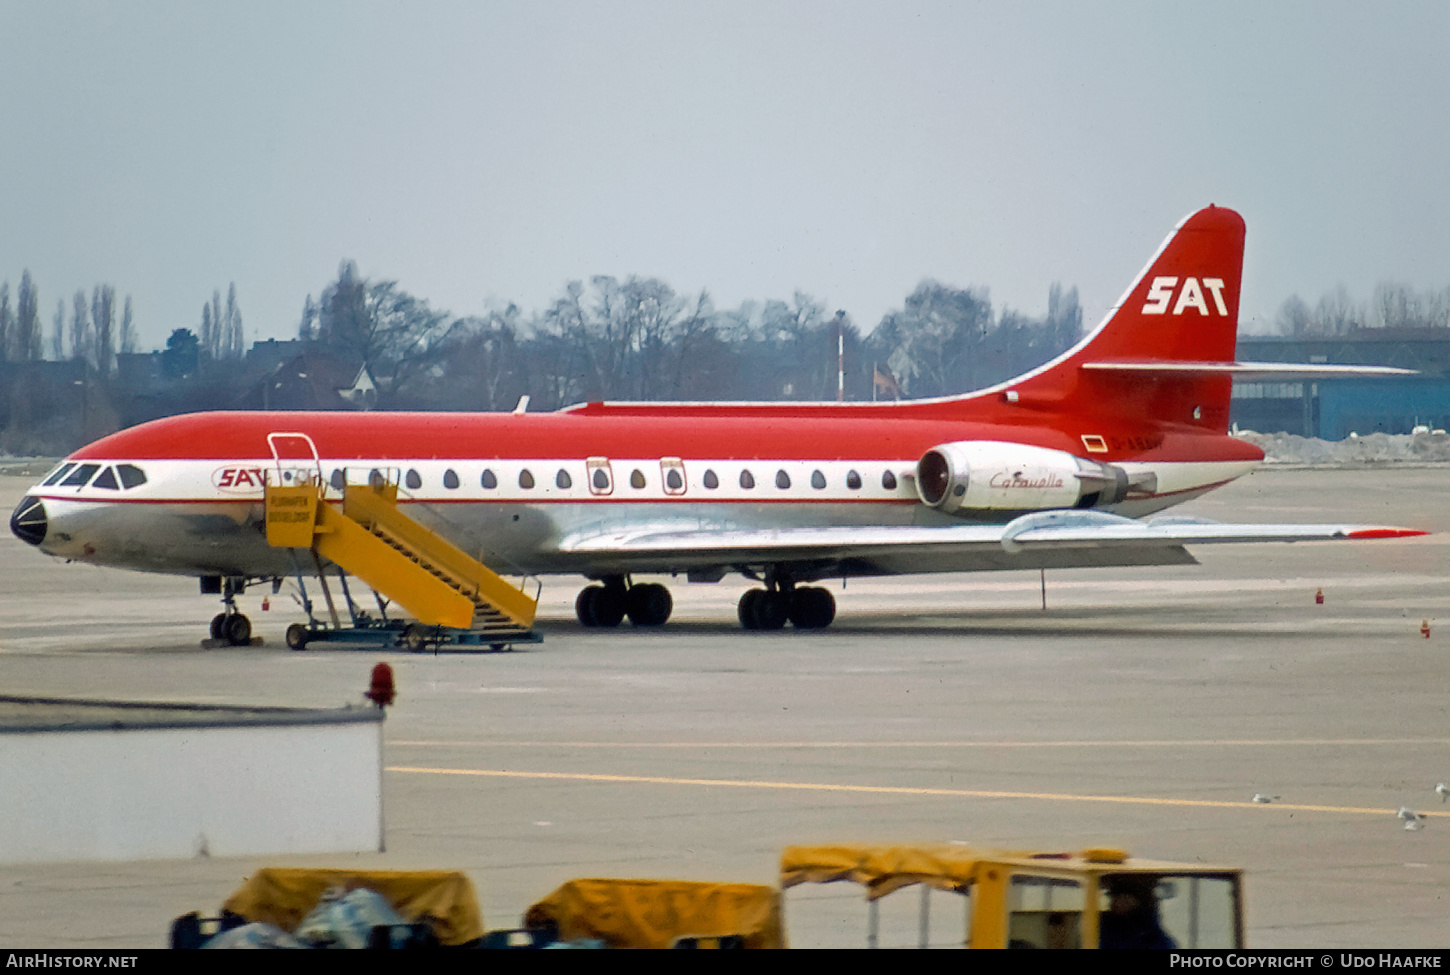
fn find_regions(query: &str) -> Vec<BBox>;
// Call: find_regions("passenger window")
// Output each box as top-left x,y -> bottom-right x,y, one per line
41,463 -> 76,486
811,470 -> 826,489
847,470 -> 862,490
330,469 -> 346,492
776,470 -> 791,489
117,464 -> 148,489
882,470 -> 898,490
593,469 -> 609,490
519,469 -> 535,489
444,469 -> 460,489
482,469 -> 498,489
630,470 -> 646,489
739,470 -> 755,489
703,470 -> 719,489
556,469 -> 572,489
92,467 -> 120,490
405,469 -> 422,490
61,464 -> 100,487
666,470 -> 682,490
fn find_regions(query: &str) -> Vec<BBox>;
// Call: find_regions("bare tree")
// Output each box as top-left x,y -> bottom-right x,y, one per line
70,290 -> 90,364
119,295 -> 137,354
313,262 -> 453,404
50,298 -> 64,361
223,283 -> 243,358
91,284 -> 115,378
0,283 -> 11,362
16,271 -> 40,361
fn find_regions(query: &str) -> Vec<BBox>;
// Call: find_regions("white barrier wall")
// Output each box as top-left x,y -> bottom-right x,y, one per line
0,699 -> 384,864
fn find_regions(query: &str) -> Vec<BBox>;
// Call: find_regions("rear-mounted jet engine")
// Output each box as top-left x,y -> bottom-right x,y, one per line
915,440 -> 1148,514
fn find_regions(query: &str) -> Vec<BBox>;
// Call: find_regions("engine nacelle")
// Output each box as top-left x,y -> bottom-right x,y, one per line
915,440 -> 1134,514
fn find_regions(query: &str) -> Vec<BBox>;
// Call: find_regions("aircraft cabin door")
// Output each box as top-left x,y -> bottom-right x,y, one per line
267,431 -> 323,489
586,457 -> 614,496
660,457 -> 687,496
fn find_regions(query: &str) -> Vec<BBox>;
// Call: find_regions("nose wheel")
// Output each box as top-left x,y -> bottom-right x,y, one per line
209,610 -> 253,646
207,577 -> 255,646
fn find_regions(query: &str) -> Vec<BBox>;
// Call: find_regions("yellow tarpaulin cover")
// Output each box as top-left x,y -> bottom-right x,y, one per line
222,868 -> 484,946
523,878 -> 784,949
780,844 -> 1035,900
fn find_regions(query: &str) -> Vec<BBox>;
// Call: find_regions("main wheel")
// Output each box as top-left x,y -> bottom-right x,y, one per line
209,613 -> 227,640
576,586 -> 599,627
739,589 -> 788,630
223,613 -> 252,646
576,585 -> 626,628
738,589 -> 761,629
626,583 -> 673,627
285,623 -> 310,651
789,587 -> 836,629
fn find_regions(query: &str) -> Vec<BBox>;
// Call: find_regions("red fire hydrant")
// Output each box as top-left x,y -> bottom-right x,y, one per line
1422,620 -> 1432,640
1315,588 -> 1324,605
366,662 -> 396,708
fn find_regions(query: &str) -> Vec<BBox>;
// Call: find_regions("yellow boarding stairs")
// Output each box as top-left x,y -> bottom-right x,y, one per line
264,478 -> 538,647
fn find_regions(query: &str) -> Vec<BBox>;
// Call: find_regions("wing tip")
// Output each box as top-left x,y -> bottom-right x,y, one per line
1347,528 -> 1429,540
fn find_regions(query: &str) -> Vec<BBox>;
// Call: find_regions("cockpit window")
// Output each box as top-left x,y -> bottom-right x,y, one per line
41,463 -> 75,486
92,467 -> 121,490
60,464 -> 100,487
117,464 -> 147,489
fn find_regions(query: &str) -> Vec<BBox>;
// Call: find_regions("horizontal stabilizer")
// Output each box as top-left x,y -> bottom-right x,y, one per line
1082,360 -> 1416,380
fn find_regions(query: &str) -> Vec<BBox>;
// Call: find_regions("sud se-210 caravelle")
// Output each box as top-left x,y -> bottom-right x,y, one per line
8,206 -> 1424,643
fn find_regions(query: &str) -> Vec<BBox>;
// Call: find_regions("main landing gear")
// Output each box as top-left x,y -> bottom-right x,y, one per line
575,577 -> 673,628
738,583 -> 835,631
572,574 -> 838,631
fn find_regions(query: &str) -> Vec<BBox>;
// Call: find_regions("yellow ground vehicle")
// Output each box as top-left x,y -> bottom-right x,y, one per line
175,846 -> 1241,949
780,844 -> 1244,949
521,878 -> 785,949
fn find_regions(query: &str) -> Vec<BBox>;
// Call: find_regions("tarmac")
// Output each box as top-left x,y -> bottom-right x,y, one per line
0,465 -> 1447,948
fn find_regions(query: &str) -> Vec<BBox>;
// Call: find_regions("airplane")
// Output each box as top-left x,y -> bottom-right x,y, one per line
8,204 -> 1425,644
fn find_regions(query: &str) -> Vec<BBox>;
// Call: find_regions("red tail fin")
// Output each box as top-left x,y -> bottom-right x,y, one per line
1012,205 -> 1246,433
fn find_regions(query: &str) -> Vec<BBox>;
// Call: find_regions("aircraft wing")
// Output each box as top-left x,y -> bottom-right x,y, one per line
556,511 -> 1425,576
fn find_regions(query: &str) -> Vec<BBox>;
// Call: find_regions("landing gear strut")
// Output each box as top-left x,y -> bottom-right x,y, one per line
576,577 -> 673,628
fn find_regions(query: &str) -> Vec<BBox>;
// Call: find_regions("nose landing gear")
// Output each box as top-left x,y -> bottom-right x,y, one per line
202,575 -> 258,647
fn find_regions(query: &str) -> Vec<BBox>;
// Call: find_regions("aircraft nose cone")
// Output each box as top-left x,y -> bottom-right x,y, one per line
10,495 -> 47,546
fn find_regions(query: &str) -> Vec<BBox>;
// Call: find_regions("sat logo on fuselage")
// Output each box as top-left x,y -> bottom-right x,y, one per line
1141,276 -> 1228,316
213,466 -> 267,494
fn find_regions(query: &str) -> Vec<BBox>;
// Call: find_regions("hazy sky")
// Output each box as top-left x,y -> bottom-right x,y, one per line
3,1 -> 1448,351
